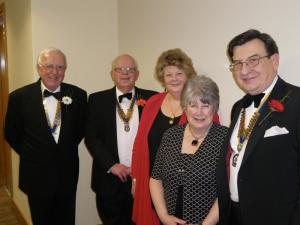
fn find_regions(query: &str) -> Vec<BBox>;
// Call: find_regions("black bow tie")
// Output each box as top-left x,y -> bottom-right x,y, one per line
243,93 -> 265,108
43,89 -> 61,100
118,92 -> 132,103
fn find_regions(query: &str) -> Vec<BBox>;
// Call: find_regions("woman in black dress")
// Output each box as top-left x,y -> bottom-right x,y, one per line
150,75 -> 228,225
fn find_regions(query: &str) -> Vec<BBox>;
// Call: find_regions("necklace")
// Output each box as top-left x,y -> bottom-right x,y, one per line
188,125 -> 207,146
167,96 -> 181,125
116,95 -> 136,132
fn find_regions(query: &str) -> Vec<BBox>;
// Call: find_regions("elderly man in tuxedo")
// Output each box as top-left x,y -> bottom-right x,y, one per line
217,29 -> 300,225
5,47 -> 87,225
85,54 -> 157,225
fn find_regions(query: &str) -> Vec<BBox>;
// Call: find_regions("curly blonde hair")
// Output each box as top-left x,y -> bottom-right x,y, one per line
155,48 -> 196,86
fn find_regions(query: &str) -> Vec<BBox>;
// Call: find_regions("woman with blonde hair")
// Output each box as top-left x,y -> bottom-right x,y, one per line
131,49 -> 219,225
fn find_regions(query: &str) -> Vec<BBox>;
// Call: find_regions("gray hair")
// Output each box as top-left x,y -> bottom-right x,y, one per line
37,47 -> 67,69
181,75 -> 219,113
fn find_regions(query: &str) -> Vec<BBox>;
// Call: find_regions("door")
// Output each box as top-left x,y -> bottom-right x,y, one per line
0,3 -> 12,194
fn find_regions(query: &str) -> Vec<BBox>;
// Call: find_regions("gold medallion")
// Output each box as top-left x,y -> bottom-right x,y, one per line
124,122 -> 130,132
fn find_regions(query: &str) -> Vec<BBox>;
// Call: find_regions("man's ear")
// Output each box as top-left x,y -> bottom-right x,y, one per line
271,53 -> 279,70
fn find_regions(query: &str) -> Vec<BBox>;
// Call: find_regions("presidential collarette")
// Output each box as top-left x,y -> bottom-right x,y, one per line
42,88 -> 62,138
232,93 -> 269,167
116,93 -> 136,132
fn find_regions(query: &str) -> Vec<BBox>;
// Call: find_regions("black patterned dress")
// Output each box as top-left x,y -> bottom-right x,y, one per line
151,124 -> 228,224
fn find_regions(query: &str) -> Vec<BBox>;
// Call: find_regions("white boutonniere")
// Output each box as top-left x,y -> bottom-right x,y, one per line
62,96 -> 72,105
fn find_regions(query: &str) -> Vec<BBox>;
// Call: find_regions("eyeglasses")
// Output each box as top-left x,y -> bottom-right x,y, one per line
113,67 -> 137,74
229,55 -> 270,72
39,64 -> 66,72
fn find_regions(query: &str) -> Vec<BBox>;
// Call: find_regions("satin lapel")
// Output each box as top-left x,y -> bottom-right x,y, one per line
242,78 -> 289,165
32,81 -> 57,144
56,83 -> 75,143
58,83 -> 67,142
111,87 -> 118,153
227,103 -> 242,149
135,87 -> 143,119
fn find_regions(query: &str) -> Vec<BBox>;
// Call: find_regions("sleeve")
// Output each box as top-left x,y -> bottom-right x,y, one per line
4,92 -> 24,154
131,119 -> 145,179
76,89 -> 87,144
84,95 -> 117,171
151,129 -> 170,180
290,111 -> 300,225
131,95 -> 156,178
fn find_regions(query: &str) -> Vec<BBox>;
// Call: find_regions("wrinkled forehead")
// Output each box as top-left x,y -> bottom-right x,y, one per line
114,55 -> 136,68
41,51 -> 66,65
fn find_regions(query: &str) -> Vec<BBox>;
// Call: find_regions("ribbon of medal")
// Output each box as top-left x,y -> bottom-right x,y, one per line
44,101 -> 62,135
116,94 -> 136,132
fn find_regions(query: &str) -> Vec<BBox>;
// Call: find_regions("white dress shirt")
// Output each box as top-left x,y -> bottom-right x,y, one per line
116,88 -> 139,167
229,76 -> 278,202
41,83 -> 61,143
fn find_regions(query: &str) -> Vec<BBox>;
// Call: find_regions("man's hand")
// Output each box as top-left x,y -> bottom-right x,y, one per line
111,163 -> 131,182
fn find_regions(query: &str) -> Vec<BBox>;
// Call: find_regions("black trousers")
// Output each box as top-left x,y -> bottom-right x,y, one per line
96,182 -> 134,225
28,192 -> 76,225
229,201 -> 243,225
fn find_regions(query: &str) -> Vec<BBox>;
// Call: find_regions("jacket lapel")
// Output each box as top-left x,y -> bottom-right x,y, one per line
241,77 -> 289,165
33,80 -> 58,145
135,87 -> 143,119
227,100 -> 244,148
111,87 -> 118,153
58,83 -> 67,143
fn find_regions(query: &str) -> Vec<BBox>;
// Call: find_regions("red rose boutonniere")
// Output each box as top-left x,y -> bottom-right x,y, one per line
259,90 -> 291,125
136,98 -> 147,107
268,99 -> 284,112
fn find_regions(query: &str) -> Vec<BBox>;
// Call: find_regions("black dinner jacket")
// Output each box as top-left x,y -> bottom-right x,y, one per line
4,80 -> 87,196
217,77 -> 300,225
85,86 -> 157,197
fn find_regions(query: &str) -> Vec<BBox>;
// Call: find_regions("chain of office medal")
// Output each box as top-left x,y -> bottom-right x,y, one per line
116,96 -> 136,132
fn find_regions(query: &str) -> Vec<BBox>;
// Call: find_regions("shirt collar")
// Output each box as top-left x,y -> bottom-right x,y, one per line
116,87 -> 135,99
41,82 -> 61,94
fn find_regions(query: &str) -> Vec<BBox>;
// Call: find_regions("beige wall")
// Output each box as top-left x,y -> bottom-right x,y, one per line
5,0 -> 34,223
118,0 -> 300,125
5,0 -> 118,224
31,1 -> 118,224
5,0 -> 300,224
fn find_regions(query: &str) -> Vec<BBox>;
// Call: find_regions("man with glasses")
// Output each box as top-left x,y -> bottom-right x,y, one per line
217,29 -> 300,225
5,47 -> 87,225
85,54 -> 156,225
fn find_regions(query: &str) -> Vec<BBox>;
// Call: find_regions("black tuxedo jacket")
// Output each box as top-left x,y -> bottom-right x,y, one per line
5,80 -> 87,196
217,77 -> 300,225
85,86 -> 157,198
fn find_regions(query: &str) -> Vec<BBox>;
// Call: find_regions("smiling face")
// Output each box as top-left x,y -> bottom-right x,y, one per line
38,51 -> 66,91
185,98 -> 214,132
232,39 -> 279,95
163,65 -> 187,97
111,55 -> 139,93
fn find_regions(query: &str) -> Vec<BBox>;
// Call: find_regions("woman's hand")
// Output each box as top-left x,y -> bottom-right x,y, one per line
160,214 -> 186,225
131,178 -> 136,196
